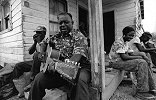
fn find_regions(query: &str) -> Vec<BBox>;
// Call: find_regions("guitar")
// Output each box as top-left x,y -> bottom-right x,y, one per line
41,49 -> 81,85
40,49 -> 60,72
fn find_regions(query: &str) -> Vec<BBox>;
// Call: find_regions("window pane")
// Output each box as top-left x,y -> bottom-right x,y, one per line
49,0 -> 67,36
58,2 -> 65,13
5,15 -> 9,29
49,0 -> 57,15
4,2 -> 10,17
0,20 -> 1,31
49,22 -> 59,35
0,6 -> 2,31
0,6 -> 2,18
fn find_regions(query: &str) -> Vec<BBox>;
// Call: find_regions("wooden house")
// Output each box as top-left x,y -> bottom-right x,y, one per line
0,0 -> 144,100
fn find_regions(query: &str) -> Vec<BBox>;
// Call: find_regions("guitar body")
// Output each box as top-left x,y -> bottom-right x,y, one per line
43,49 -> 81,85
40,49 -> 60,72
55,61 -> 81,85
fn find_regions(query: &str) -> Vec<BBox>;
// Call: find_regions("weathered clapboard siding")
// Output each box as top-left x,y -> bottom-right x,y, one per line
25,0 -> 47,7
22,0 -> 86,60
0,32 -> 22,43
0,0 -> 23,66
22,0 -> 49,60
12,10 -> 22,23
103,0 -> 136,38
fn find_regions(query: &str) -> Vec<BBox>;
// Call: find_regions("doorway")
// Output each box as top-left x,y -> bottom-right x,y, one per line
103,11 -> 115,54
78,6 -> 89,37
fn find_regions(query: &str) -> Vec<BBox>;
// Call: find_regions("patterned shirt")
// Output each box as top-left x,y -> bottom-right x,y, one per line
109,37 -> 133,62
49,29 -> 88,61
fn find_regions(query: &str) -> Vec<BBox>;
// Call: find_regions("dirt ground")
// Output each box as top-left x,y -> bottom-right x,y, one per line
7,73 -> 156,100
7,81 -> 140,100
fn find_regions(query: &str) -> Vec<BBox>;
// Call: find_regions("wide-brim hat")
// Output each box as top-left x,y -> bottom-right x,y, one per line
34,26 -> 46,32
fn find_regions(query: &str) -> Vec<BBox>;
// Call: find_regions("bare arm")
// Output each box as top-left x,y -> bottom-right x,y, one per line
70,54 -> 82,62
28,41 -> 37,55
135,43 -> 156,52
119,53 -> 142,61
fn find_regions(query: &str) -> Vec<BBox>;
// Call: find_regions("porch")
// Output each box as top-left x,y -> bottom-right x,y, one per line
0,0 -> 144,99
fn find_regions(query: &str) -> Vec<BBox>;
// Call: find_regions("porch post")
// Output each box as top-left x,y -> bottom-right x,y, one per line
88,0 -> 105,99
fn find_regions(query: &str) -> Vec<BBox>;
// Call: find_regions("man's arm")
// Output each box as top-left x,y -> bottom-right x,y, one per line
120,53 -> 142,61
28,41 -> 37,55
135,43 -> 156,52
70,54 -> 82,62
70,31 -> 88,63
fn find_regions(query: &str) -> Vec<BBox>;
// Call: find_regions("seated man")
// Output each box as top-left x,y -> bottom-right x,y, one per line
141,32 -> 156,67
130,31 -> 156,67
12,26 -> 48,97
28,12 -> 91,100
109,26 -> 156,99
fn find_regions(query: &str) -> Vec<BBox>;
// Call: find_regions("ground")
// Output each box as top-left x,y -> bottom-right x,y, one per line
7,73 -> 156,100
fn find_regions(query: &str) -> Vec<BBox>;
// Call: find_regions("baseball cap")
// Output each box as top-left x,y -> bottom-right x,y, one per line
34,26 -> 46,32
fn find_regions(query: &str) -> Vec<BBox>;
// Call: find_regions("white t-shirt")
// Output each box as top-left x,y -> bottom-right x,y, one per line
129,36 -> 145,52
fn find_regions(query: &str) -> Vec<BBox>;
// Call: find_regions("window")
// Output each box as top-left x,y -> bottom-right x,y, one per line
0,0 -> 11,32
49,0 -> 67,35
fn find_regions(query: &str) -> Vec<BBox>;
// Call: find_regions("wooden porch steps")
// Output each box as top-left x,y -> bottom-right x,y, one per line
103,69 -> 125,100
2,62 -> 124,100
24,88 -> 67,100
24,69 -> 125,100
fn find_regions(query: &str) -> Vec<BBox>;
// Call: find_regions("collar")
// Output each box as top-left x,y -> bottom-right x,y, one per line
57,32 -> 71,38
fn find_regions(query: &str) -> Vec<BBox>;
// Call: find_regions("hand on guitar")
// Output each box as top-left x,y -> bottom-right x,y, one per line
65,59 -> 80,66
38,52 -> 48,62
42,57 -> 56,73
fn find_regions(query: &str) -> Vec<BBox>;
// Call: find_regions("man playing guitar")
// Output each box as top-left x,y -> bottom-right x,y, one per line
28,12 -> 91,100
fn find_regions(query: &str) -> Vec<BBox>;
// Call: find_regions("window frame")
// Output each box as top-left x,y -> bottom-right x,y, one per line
0,0 -> 12,32
49,0 -> 67,35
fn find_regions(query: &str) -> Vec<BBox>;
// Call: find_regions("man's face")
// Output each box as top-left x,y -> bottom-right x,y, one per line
58,14 -> 73,34
124,31 -> 135,42
35,31 -> 46,43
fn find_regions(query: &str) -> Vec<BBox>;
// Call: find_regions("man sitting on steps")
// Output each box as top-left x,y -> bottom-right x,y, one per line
28,12 -> 91,100
109,26 -> 156,99
12,26 -> 48,97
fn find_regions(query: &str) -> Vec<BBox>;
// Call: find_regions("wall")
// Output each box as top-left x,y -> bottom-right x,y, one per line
0,0 -> 87,64
22,0 -> 87,60
0,0 -> 23,66
103,0 -> 137,39
22,0 -> 49,61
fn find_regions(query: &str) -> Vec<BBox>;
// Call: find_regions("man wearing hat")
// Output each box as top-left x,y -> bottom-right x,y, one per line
12,26 -> 47,97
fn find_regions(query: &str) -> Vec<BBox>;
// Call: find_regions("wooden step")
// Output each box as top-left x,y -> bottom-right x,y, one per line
24,89 -> 67,100
103,69 -> 125,100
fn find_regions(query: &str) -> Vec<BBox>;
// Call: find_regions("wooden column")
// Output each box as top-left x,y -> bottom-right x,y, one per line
88,0 -> 105,99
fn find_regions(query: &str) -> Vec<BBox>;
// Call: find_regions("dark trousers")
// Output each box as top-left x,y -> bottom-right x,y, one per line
28,68 -> 91,100
12,52 -> 41,81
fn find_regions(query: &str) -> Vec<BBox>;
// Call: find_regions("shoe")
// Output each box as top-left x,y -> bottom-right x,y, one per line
24,83 -> 32,92
135,92 -> 156,99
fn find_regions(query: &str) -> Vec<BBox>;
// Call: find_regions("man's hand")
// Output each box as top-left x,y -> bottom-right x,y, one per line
38,52 -> 48,62
46,57 -> 56,72
33,34 -> 41,43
